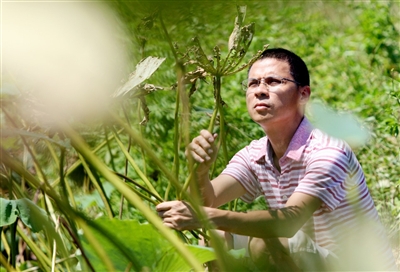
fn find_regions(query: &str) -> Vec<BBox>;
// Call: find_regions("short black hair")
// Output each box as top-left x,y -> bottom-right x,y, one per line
250,48 -> 310,87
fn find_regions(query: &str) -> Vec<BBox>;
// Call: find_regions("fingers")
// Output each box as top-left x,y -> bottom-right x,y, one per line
199,129 -> 218,143
156,201 -> 197,231
187,130 -> 218,163
155,201 -> 173,212
156,200 -> 180,216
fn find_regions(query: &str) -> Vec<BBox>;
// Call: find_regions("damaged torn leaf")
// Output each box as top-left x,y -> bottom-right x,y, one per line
113,57 -> 165,97
228,6 -> 247,51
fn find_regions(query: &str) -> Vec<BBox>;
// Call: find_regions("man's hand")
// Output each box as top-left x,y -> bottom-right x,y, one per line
186,130 -> 218,172
156,201 -> 201,231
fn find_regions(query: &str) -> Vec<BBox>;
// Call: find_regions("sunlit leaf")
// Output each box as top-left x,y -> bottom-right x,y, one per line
113,56 -> 166,97
80,218 -> 215,271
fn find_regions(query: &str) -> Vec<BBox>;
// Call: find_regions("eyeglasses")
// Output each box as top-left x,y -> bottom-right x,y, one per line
241,76 -> 301,92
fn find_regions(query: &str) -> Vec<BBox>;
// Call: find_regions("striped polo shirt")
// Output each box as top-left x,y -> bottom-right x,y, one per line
221,117 -> 397,271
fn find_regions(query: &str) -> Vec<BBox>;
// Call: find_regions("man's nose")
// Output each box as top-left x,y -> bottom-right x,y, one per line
253,83 -> 270,96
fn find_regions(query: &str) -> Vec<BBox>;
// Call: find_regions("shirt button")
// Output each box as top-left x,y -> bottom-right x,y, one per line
282,195 -> 288,200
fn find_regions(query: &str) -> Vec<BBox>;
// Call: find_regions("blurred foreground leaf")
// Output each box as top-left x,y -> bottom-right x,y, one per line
80,218 -> 215,271
309,100 -> 371,148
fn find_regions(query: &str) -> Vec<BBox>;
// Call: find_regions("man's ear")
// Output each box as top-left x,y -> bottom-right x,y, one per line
299,86 -> 311,104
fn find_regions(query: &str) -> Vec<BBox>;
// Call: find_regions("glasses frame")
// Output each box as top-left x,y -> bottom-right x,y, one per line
241,76 -> 302,92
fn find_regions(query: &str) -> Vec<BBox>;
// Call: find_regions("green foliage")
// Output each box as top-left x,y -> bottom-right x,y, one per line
1,198 -> 51,233
80,219 -> 215,271
0,198 -> 69,269
1,0 -> 399,270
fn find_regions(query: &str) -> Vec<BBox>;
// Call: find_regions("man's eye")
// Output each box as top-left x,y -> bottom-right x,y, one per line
248,80 -> 259,87
266,77 -> 281,86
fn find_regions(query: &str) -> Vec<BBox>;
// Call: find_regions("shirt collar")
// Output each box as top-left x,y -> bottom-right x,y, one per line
255,117 -> 313,162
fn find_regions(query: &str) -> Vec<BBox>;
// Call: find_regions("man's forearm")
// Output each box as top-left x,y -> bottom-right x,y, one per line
204,207 -> 305,239
203,193 -> 322,238
194,168 -> 216,207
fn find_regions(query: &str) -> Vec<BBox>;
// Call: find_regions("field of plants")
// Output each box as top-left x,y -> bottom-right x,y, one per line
1,0 -> 399,271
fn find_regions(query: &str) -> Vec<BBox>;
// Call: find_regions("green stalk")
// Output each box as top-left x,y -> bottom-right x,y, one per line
180,75 -> 222,197
164,183 -> 172,201
6,122 -> 51,192
59,217 -> 95,272
173,84 -> 181,183
178,61 -> 191,175
160,11 -> 187,199
10,221 -> 17,268
126,185 -> 159,206
61,121 -> 204,271
210,75 -> 222,132
218,103 -> 229,164
58,147 -> 70,207
178,75 -> 229,271
110,112 -> 185,195
0,251 -> 17,272
1,109 -> 47,187
45,140 -> 60,167
17,224 -> 51,270
8,175 -> 26,199
119,105 -> 133,219
78,154 -> 114,219
137,100 -> 148,178
1,227 -> 10,259
112,129 -> 162,200
114,172 -> 163,204
103,125 -> 117,172
22,253 -> 79,272
50,129 -> 123,187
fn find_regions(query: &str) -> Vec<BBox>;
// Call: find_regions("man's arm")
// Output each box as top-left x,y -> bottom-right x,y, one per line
187,130 -> 247,207
158,129 -> 322,238
207,192 -> 322,238
157,191 -> 322,239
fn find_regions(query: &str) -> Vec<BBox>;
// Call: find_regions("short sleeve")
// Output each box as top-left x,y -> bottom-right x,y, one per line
295,146 -> 351,211
221,147 -> 262,203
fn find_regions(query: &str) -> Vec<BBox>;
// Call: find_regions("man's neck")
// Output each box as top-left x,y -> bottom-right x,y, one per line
264,116 -> 304,160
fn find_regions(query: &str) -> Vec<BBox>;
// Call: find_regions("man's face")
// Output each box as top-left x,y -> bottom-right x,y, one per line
245,58 -> 308,130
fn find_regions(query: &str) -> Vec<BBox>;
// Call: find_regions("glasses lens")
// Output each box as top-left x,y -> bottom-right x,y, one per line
242,79 -> 251,91
242,77 -> 292,91
242,78 -> 258,91
264,77 -> 282,86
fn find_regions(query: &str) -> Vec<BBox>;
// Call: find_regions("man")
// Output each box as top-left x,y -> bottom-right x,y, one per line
156,48 -> 397,271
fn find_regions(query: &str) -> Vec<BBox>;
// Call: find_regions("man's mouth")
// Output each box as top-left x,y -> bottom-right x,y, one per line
254,103 -> 271,109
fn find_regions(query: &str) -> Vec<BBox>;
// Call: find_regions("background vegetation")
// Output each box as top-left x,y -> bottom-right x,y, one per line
1,0 -> 399,271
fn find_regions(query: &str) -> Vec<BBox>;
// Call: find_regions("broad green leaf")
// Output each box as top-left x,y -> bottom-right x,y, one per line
80,218 -> 215,271
157,244 -> 215,272
1,198 -> 48,232
0,198 -> 68,257
0,198 -> 18,226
